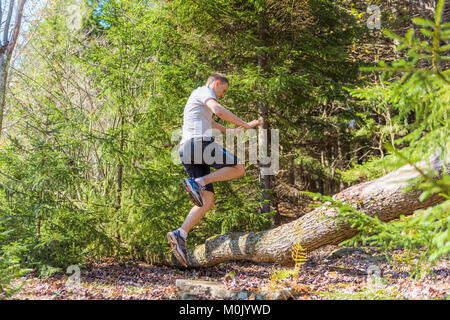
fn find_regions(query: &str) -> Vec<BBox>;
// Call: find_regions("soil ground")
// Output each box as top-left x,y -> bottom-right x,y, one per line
8,245 -> 449,300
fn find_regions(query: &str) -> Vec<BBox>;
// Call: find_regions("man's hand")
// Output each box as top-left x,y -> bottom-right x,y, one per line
206,100 -> 262,129
226,127 -> 244,135
245,120 -> 261,129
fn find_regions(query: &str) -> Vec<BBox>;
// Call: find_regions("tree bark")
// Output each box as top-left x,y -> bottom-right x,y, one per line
160,154 -> 448,267
256,17 -> 272,215
0,0 -> 27,136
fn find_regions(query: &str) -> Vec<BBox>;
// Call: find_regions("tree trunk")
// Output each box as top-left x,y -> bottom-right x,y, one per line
256,17 -> 272,215
160,154 -> 448,267
0,0 -> 27,136
114,113 -> 125,243
0,50 -> 9,135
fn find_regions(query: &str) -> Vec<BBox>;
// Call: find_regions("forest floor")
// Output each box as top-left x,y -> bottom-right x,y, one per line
9,245 -> 449,300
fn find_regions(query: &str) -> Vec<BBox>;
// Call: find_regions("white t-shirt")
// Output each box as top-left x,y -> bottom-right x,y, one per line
180,86 -> 217,144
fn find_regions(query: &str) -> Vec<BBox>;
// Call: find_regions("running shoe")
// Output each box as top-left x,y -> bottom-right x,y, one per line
182,178 -> 204,207
167,230 -> 188,267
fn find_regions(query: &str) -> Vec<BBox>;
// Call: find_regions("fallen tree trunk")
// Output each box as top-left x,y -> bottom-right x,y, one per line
162,154 -> 449,267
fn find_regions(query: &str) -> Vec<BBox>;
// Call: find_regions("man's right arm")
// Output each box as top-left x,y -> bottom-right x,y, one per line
205,99 -> 259,129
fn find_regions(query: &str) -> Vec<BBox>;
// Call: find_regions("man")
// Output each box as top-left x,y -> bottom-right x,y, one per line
167,73 -> 261,267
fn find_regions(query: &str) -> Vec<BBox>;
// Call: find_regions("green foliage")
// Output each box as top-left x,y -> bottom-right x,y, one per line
0,134 -> 117,273
164,0 -> 372,196
291,222 -> 307,280
270,221 -> 307,285
390,249 -> 418,272
205,180 -> 273,233
304,186 -> 449,278
357,2 -> 449,160
1,0 -> 274,273
270,268 -> 298,284
0,224 -> 30,298
291,243 -> 307,271
1,0 -> 447,288
339,154 -> 399,184
317,286 -> 409,300
301,0 -> 450,278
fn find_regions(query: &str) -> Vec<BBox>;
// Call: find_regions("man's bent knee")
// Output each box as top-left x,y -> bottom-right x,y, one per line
235,164 -> 245,178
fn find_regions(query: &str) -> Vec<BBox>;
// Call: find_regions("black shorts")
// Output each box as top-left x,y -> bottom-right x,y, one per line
178,137 -> 240,193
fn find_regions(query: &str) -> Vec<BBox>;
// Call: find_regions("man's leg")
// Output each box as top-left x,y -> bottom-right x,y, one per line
167,190 -> 214,267
180,190 -> 215,234
201,164 -> 245,186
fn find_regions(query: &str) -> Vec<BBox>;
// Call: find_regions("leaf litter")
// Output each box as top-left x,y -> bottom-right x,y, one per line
8,245 -> 449,300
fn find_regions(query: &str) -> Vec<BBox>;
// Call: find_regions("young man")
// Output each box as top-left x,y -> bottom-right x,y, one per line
167,73 -> 261,267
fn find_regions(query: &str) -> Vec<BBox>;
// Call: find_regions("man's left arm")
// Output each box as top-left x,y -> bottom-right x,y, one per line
212,119 -> 227,133
212,119 -> 244,135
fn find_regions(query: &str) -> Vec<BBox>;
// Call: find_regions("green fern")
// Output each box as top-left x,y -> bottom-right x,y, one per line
270,223 -> 307,285
291,226 -> 307,281
270,268 -> 297,283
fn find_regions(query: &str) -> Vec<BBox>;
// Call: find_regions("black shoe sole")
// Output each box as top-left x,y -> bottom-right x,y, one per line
167,232 -> 188,267
183,179 -> 203,207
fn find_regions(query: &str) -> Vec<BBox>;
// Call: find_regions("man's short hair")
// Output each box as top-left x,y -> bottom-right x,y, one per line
206,73 -> 229,87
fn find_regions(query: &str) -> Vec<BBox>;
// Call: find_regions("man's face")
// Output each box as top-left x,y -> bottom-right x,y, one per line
214,81 -> 228,99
